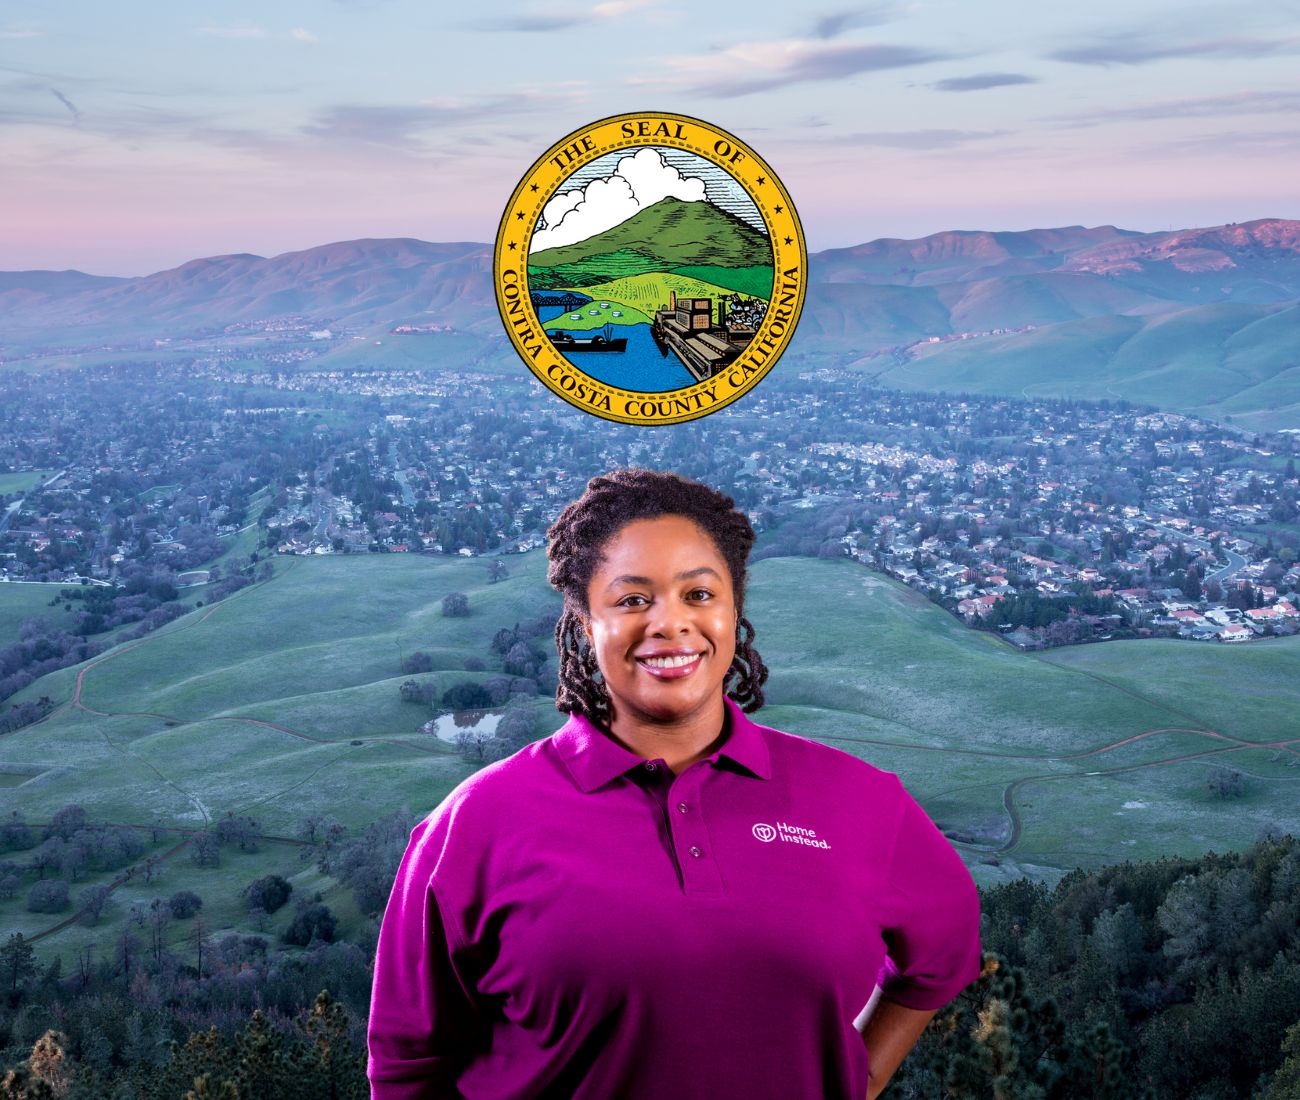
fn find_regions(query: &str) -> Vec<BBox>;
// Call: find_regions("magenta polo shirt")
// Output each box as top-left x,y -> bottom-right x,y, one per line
367,697 -> 982,1100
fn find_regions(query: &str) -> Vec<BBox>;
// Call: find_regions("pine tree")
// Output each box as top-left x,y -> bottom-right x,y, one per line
184,1074 -> 238,1100
21,1034 -> 69,1100
0,933 -> 36,997
1266,1019 -> 1300,1099
293,991 -> 368,1100
233,1010 -> 289,1099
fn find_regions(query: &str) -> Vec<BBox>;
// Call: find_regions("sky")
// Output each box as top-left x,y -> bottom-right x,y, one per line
3,0 -> 1299,275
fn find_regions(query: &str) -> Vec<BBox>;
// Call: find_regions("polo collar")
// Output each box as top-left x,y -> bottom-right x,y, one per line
553,696 -> 772,793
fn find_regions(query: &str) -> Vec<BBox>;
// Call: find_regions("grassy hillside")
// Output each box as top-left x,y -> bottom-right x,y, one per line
0,584 -> 80,643
529,197 -> 772,270
559,272 -> 750,327
3,551 -> 1298,970
669,264 -> 774,299
527,247 -> 660,290
866,301 -> 1300,425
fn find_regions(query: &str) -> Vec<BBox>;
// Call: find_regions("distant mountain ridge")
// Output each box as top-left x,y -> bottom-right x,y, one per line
0,239 -> 492,336
2,218 -> 1297,429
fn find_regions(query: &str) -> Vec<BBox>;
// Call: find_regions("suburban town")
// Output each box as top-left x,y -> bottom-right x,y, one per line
2,358 -> 1297,685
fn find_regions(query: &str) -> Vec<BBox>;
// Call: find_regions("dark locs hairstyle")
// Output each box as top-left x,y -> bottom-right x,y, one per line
547,468 -> 769,722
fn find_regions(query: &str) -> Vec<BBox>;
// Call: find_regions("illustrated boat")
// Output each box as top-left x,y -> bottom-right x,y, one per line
547,325 -> 627,353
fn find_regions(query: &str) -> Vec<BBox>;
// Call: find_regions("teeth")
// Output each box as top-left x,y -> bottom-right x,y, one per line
640,654 -> 698,668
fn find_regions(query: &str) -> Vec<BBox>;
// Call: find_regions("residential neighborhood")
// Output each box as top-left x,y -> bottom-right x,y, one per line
3,361 -> 1296,654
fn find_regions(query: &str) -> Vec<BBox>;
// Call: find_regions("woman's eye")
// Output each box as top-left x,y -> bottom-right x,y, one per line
687,588 -> 713,601
617,594 -> 648,607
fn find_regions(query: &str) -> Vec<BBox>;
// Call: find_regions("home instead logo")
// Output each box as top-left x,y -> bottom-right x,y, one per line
752,822 -> 831,849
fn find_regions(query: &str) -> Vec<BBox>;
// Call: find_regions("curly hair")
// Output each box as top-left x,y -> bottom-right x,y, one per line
547,468 -> 769,721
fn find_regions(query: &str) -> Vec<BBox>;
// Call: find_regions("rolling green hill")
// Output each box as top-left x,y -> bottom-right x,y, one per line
558,271 -> 751,325
529,197 -> 772,272
3,552 -> 1298,965
669,264 -> 774,298
868,301 -> 1300,429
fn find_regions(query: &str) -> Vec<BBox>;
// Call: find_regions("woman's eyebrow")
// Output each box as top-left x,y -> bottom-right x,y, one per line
604,566 -> 722,590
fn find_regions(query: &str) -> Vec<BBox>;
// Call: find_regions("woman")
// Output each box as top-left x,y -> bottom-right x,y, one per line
368,469 -> 982,1099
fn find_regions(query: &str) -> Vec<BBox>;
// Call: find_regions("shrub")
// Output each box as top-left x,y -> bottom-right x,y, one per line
441,683 -> 492,710
399,651 -> 433,674
167,890 -> 203,919
283,903 -> 337,946
28,879 -> 70,913
244,874 -> 292,914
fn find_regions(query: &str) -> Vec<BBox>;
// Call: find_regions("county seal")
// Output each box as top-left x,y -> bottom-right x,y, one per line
494,112 -> 805,425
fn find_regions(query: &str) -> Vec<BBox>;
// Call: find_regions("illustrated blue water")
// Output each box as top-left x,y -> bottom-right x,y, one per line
537,306 -> 695,392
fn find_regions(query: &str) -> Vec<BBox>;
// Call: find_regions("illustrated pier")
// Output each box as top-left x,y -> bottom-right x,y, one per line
651,291 -> 760,381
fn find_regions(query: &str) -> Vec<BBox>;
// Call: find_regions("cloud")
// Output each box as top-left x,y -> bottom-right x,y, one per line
809,6 -> 900,39
50,88 -> 81,124
196,25 -> 269,39
931,72 -> 1038,92
468,13 -> 581,31
592,0 -> 655,15
298,88 -> 586,152
837,128 -> 1009,149
1050,90 -> 1300,127
197,24 -> 321,43
0,26 -> 40,40
530,148 -> 707,253
1144,128 -> 1300,157
1051,33 -> 1300,66
465,0 -> 652,33
640,38 -> 947,98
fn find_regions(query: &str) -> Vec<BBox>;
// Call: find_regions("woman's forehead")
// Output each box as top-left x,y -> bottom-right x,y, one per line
601,515 -> 720,554
588,515 -> 727,577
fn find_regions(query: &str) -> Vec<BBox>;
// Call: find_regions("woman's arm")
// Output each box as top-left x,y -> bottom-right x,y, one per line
368,819 -> 484,1099
860,999 -> 938,1100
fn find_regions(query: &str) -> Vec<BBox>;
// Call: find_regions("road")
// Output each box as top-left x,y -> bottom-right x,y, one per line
1148,520 -> 1247,587
394,469 -> 417,507
0,467 -> 67,537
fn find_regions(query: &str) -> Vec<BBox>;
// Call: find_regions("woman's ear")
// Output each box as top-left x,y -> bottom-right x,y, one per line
582,615 -> 593,646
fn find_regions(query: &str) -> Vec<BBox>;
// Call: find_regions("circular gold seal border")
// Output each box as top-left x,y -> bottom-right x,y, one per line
494,111 -> 807,426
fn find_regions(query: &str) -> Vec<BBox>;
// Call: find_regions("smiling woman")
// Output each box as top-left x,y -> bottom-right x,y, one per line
367,469 -> 984,1100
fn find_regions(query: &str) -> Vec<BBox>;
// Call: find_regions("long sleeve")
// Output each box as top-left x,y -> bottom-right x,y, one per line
877,777 -> 983,1010
367,817 -> 485,1099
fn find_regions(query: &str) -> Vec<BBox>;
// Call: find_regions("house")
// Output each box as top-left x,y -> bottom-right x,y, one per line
958,594 -> 1003,618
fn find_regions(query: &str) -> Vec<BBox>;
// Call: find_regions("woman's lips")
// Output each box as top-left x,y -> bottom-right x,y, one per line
636,651 -> 703,679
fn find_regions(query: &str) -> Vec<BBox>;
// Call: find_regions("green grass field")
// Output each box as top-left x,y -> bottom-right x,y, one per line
873,302 -> 1300,428
566,271 -> 764,327
0,471 -> 52,496
0,583 -> 82,642
3,552 -> 1297,962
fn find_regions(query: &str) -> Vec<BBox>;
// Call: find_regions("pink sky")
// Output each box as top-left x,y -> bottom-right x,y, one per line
3,1 -> 1299,275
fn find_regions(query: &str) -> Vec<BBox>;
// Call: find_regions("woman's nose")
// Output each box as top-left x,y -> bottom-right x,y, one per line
648,599 -> 690,636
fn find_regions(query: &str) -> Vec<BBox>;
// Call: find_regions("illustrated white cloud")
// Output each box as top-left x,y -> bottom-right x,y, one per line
530,148 -> 706,253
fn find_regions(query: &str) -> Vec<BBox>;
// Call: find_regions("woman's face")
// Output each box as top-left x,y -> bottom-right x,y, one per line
583,514 -> 737,732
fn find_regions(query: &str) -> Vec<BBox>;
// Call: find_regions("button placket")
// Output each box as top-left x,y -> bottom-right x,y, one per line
667,770 -> 724,895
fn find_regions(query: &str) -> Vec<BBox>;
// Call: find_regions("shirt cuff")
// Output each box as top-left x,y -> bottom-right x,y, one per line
877,949 -> 983,1011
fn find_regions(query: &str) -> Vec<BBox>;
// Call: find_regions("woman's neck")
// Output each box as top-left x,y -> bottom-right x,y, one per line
603,696 -> 730,775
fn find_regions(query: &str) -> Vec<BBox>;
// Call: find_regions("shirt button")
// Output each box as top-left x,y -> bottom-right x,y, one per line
689,845 -> 702,859
677,801 -> 689,814
644,762 -> 656,772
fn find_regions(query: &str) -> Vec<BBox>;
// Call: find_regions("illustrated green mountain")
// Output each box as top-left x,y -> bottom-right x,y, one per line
528,197 -> 772,287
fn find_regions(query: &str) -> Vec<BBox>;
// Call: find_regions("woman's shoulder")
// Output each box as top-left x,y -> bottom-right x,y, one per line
416,735 -> 564,839
745,711 -> 907,796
